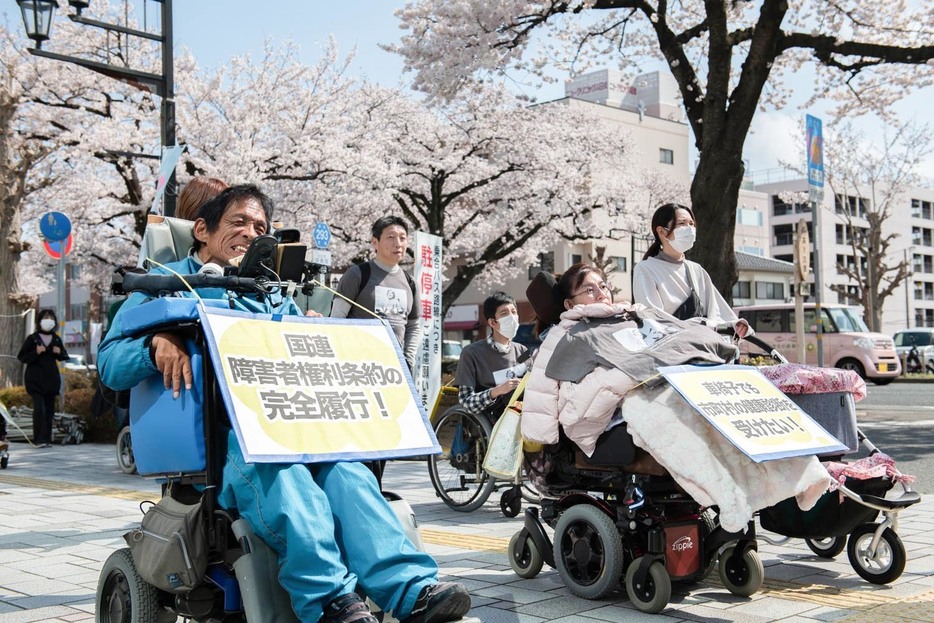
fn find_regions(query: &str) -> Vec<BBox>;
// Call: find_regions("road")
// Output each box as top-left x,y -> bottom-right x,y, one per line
854,381 -> 934,493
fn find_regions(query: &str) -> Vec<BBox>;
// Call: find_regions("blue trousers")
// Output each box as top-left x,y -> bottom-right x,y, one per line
217,431 -> 437,622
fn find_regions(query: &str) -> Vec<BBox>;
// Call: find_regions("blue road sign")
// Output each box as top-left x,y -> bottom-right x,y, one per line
312,222 -> 332,249
39,212 -> 72,242
806,114 -> 824,188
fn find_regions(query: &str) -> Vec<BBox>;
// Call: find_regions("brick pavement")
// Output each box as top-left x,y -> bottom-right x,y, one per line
0,442 -> 931,623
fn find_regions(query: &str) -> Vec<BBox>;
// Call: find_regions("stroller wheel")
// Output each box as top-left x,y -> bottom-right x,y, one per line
847,524 -> 906,584
624,557 -> 671,614
554,504 -> 624,599
508,530 -> 544,579
718,546 -> 764,597
805,536 -> 846,559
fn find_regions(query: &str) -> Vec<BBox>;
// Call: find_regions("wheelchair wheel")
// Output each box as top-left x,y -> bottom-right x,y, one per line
116,426 -> 137,475
428,407 -> 495,512
96,548 -> 173,623
624,557 -> 671,614
553,504 -> 624,599
806,536 -> 846,559
847,524 -> 906,584
718,545 -> 764,597
509,530 -> 544,579
500,487 -> 522,518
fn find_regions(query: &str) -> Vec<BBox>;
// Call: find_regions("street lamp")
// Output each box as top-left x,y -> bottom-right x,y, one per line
16,0 -> 55,49
16,0 -> 177,217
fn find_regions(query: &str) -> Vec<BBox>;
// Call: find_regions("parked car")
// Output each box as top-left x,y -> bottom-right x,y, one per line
442,340 -> 463,374
735,303 -> 900,385
893,328 -> 934,374
64,354 -> 97,373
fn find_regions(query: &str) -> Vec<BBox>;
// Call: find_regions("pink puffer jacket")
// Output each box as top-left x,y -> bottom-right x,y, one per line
521,303 -> 641,456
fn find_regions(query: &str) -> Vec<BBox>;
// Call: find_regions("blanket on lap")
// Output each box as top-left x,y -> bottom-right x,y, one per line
622,385 -> 832,533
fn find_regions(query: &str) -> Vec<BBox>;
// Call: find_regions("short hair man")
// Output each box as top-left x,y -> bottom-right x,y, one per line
331,216 -> 420,371
98,186 -> 469,623
455,292 -> 528,416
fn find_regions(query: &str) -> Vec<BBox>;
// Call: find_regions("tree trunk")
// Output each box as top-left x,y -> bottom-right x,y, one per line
688,150 -> 746,302
0,100 -> 30,388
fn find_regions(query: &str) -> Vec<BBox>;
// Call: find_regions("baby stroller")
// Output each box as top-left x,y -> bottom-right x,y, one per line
505,273 -> 764,614
748,337 -> 921,585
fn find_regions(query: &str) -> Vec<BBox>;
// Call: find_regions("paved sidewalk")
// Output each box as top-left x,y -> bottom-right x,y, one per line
0,442 -> 931,623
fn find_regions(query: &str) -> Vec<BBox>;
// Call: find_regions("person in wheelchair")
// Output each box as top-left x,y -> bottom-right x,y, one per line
454,291 -> 528,418
99,184 -> 470,623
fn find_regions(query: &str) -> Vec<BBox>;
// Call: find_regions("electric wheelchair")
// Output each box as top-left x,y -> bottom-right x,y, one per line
95,243 -> 423,623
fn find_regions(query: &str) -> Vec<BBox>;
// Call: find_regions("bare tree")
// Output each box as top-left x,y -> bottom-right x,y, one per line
827,122 -> 931,331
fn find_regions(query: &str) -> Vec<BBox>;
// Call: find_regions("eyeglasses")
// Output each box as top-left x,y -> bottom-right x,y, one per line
572,283 -> 610,299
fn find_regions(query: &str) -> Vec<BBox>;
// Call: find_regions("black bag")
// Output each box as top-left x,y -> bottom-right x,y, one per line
672,264 -> 705,321
124,495 -> 208,594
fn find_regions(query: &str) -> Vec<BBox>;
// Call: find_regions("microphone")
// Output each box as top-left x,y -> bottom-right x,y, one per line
198,262 -> 224,277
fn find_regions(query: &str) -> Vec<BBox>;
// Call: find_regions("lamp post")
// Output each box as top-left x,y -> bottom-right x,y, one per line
17,0 -> 177,217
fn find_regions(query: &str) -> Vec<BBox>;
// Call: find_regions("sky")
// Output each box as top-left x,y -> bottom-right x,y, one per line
14,0 -> 933,181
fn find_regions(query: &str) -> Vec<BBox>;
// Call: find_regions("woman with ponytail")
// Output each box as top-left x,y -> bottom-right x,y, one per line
633,203 -> 749,337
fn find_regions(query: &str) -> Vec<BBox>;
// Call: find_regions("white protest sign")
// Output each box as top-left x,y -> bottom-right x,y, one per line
659,364 -> 848,462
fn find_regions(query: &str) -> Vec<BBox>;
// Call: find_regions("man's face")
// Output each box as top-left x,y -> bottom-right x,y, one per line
194,198 -> 268,266
371,224 -> 408,266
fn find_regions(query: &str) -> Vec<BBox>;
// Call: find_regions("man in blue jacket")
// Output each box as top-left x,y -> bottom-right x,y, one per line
98,185 -> 470,623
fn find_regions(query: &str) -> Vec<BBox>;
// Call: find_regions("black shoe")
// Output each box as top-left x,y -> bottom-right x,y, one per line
402,582 -> 471,623
322,593 -> 379,623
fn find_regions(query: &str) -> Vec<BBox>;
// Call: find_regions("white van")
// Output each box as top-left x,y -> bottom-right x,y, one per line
735,303 -> 901,385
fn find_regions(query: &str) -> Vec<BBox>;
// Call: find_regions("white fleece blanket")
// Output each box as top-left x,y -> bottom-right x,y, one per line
622,385 -> 831,533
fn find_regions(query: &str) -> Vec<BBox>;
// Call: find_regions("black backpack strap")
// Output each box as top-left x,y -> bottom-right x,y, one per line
353,261 -> 372,301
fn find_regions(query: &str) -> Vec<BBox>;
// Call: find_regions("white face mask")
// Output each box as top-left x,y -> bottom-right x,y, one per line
40,318 -> 56,332
496,314 -> 520,340
669,226 -> 696,253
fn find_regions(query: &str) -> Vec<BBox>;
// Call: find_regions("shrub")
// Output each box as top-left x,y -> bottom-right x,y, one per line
0,386 -> 30,410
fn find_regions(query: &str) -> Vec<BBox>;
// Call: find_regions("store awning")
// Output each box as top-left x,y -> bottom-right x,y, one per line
443,320 -> 479,331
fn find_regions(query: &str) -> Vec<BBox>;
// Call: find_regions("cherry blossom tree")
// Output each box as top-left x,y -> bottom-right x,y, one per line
389,0 -> 934,298
0,12 -> 160,386
321,86 -> 635,313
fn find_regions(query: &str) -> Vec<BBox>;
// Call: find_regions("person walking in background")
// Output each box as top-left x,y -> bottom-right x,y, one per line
455,291 -> 528,418
331,216 -> 421,371
633,203 -> 750,337
17,309 -> 69,447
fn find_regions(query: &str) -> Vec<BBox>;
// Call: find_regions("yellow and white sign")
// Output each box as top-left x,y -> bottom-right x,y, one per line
659,364 -> 847,462
200,307 -> 440,463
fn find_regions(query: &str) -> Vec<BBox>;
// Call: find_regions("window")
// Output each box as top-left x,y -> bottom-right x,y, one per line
755,281 -> 784,300
834,193 -> 869,218
738,246 -> 764,256
732,281 -> 751,299
775,254 -> 793,263
755,310 -> 785,332
912,199 -> 922,219
913,227 -> 922,246
614,256 -> 628,273
774,224 -> 794,246
771,195 -> 810,216
659,148 -> 674,164
736,207 -> 763,227
570,254 -> 582,266
913,254 -> 923,273
915,281 -> 924,300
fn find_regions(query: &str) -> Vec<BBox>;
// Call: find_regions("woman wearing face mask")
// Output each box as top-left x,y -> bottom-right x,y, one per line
17,309 -> 69,447
454,291 -> 528,417
633,203 -> 749,336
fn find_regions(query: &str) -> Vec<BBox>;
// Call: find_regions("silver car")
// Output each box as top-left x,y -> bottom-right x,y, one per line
893,328 -> 934,374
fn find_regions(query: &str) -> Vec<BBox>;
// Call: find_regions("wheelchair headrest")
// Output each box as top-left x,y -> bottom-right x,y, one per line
526,271 -> 563,329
